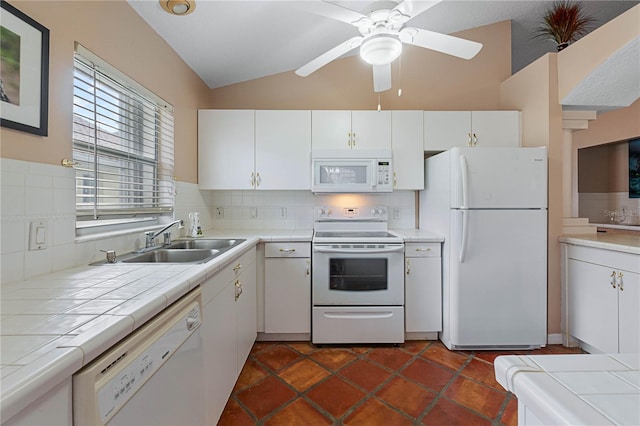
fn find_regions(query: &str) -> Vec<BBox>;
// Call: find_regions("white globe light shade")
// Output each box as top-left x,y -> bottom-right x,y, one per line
360,36 -> 402,65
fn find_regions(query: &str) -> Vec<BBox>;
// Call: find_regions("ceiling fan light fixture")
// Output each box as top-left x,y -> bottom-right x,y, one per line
160,0 -> 195,16
360,36 -> 402,65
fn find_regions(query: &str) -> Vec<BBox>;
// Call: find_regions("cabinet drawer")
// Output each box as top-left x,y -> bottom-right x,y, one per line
567,245 -> 639,273
265,242 -> 310,258
405,243 -> 441,258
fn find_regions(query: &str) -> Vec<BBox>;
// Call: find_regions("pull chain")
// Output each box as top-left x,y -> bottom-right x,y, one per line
398,55 -> 403,97
377,94 -> 381,111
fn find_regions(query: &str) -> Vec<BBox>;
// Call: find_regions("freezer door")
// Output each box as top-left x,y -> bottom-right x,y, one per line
450,147 -> 547,209
448,209 -> 547,348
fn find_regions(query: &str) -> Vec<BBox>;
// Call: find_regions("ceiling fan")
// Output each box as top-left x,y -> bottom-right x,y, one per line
294,0 -> 483,92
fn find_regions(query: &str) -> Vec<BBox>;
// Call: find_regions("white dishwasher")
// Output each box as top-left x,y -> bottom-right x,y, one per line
73,287 -> 204,426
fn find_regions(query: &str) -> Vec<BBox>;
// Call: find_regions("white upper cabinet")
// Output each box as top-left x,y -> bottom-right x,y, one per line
255,110 -> 311,190
198,109 -> 255,190
424,111 -> 521,151
312,110 -> 391,150
198,110 -> 311,190
391,110 -> 424,190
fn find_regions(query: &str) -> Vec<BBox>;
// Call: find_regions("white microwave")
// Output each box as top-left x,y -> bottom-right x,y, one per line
311,150 -> 393,193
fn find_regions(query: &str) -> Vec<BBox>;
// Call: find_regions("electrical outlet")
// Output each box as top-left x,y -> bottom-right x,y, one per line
393,208 -> 400,219
251,207 -> 258,219
215,207 -> 224,219
280,207 -> 287,219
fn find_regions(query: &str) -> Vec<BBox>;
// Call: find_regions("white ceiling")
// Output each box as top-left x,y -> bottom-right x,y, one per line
128,0 -> 638,107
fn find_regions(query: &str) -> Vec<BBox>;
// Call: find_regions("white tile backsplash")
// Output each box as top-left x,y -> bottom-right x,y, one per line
1,158 -> 418,284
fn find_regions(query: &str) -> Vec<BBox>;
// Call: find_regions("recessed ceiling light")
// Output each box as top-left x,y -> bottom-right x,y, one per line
160,0 -> 195,16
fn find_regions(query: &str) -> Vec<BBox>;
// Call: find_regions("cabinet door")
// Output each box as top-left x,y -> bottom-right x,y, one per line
391,110 -> 424,190
567,259 -> 619,353
471,111 -> 521,147
236,259 -> 257,373
351,110 -> 392,150
202,282 -> 237,424
255,110 -> 311,190
311,110 -> 352,150
618,270 -> 640,353
423,111 -> 471,151
265,257 -> 311,333
405,255 -> 442,333
198,110 -> 255,189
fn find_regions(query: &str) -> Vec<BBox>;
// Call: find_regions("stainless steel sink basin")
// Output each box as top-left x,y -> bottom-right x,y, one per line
167,238 -> 245,250
91,238 -> 246,265
121,249 -> 219,264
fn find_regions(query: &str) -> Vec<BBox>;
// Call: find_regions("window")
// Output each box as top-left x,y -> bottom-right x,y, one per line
72,44 -> 174,235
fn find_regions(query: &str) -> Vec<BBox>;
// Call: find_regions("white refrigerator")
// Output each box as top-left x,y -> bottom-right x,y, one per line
420,146 -> 548,350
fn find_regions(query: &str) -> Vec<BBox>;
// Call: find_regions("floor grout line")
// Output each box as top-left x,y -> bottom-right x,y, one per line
222,341 -> 585,425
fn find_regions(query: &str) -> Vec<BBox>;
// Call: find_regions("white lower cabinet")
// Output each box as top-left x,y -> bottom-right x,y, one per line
3,379 -> 72,426
264,242 -> 311,334
565,244 -> 639,354
405,243 -> 442,334
201,248 -> 257,425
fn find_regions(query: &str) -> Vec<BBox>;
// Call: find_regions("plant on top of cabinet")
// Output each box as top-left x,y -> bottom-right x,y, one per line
535,1 -> 595,51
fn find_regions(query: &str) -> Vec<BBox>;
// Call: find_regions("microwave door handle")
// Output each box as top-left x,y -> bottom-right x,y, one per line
314,246 -> 404,254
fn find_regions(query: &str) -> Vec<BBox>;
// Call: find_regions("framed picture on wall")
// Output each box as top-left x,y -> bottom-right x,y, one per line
630,138 -> 640,198
0,1 -> 49,136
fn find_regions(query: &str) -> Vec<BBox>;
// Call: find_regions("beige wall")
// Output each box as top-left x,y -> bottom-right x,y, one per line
557,5 -> 640,102
0,0 -> 210,184
573,99 -> 640,149
208,21 -> 512,110
499,53 -> 564,336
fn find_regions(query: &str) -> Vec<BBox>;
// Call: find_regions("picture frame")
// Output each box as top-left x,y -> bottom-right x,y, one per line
0,1 -> 49,136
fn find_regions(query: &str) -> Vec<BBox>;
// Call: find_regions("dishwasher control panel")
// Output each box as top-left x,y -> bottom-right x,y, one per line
73,290 -> 201,425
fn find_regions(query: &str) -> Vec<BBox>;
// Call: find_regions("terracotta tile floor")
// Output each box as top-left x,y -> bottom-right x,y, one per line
218,341 -> 583,425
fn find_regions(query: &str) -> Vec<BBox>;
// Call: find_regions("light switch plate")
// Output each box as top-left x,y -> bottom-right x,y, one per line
29,220 -> 48,250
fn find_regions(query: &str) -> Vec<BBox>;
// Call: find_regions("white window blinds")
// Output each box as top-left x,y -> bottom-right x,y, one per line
72,45 -> 174,222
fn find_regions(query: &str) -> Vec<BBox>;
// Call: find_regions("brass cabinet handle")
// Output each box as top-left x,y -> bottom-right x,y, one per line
233,263 -> 242,273
472,133 -> 478,146
280,248 -> 296,253
406,259 -> 411,275
415,248 -> 432,252
234,280 -> 243,300
617,272 -> 624,291
468,133 -> 472,146
305,259 -> 310,276
610,271 -> 617,288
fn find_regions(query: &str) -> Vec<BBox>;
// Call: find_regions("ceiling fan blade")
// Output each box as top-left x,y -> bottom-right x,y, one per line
295,36 -> 364,77
399,27 -> 482,60
393,0 -> 442,22
372,63 -> 392,93
292,1 -> 367,26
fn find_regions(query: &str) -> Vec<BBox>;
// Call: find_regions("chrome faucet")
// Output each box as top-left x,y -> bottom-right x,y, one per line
144,220 -> 183,249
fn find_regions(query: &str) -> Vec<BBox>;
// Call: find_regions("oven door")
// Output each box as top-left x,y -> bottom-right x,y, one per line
312,243 -> 404,306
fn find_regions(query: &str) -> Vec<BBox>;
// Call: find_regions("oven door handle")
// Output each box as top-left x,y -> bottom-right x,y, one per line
314,246 -> 404,254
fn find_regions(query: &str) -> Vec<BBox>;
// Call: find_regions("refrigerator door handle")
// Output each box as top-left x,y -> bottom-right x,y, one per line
459,210 -> 469,263
459,155 -> 469,209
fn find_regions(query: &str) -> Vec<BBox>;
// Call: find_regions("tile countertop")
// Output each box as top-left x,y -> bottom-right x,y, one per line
0,227 -> 439,419
0,229 -> 308,422
494,354 -> 640,425
390,229 -> 445,242
559,233 -> 640,255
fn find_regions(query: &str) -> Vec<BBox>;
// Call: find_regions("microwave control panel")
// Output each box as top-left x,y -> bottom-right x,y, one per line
377,161 -> 391,185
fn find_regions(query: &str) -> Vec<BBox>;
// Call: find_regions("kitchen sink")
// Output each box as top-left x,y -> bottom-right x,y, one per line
121,249 -> 219,264
92,239 -> 246,265
166,238 -> 245,250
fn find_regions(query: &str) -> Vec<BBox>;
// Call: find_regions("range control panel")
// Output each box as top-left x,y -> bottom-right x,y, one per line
315,206 -> 388,221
